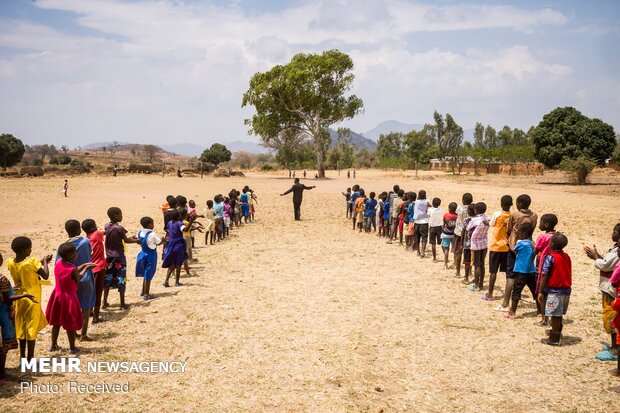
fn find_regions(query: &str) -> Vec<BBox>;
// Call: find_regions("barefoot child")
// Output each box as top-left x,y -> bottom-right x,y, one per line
428,198 -> 443,262
136,217 -> 161,300
46,243 -> 95,354
162,209 -> 187,287
204,200 -> 216,245
505,222 -> 537,319
7,237 -> 52,361
103,207 -> 139,310
82,219 -> 106,324
539,233 -> 572,346
441,202 -> 458,269
484,195 -> 512,301
60,220 -> 96,341
1,252 -> 36,385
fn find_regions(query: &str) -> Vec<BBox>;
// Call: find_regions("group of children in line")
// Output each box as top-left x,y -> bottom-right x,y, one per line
0,187 -> 257,385
343,184 -> 577,347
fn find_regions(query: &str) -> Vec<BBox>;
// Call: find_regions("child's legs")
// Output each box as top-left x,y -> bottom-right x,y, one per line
510,274 -> 526,314
501,250 -> 516,307
67,330 -> 77,351
0,349 -> 6,379
26,340 -> 35,361
81,309 -> 90,337
51,325 -> 61,348
103,287 -> 110,306
93,270 -> 105,320
144,279 -> 151,296
175,266 -> 181,284
19,340 -> 26,359
476,250 -> 487,288
550,316 -> 562,334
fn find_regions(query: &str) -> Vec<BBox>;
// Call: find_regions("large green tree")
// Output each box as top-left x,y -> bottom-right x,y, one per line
242,49 -> 364,178
530,106 -> 616,168
403,125 -> 435,174
0,134 -> 26,168
199,143 -> 232,167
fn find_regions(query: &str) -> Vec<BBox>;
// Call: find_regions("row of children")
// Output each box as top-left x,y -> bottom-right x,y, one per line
0,188 -> 257,385
343,185 -> 573,346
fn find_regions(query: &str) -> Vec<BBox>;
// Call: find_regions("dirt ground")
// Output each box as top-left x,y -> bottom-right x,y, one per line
1,169 -> 619,412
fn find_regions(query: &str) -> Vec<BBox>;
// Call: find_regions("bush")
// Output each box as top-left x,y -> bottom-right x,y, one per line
50,155 -> 72,165
559,156 -> 596,185
261,163 -> 275,171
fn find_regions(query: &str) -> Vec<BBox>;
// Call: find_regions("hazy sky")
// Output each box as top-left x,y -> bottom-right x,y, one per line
0,0 -> 618,147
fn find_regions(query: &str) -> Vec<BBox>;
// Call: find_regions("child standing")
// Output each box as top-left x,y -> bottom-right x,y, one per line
355,189 -> 367,232
505,222 -> 537,319
136,217 -> 161,300
103,207 -> 139,310
454,193 -> 474,278
388,190 -> 404,244
382,195 -> 391,238
224,198 -> 232,237
460,204 -> 476,284
240,189 -> 251,224
61,220 -> 96,341
81,219 -> 106,324
46,243 -> 95,354
1,252 -> 36,385
413,190 -> 431,256
7,237 -> 52,361
63,179 -> 68,197
204,200 -> 216,245
162,209 -> 187,287
342,188 -> 352,218
364,192 -> 378,232
376,192 -> 385,237
350,185 -> 360,229
441,202 -> 458,269
467,202 -> 490,292
539,233 -> 572,346
484,195 -> 512,301
534,214 -> 558,325
497,194 -> 538,312
428,198 -> 443,262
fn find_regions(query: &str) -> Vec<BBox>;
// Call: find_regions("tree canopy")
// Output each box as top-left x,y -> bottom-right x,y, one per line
530,106 -> 616,168
0,134 -> 26,168
199,143 -> 231,167
242,49 -> 364,177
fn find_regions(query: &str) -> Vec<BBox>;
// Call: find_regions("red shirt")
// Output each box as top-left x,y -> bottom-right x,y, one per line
547,250 -> 572,289
87,230 -> 107,272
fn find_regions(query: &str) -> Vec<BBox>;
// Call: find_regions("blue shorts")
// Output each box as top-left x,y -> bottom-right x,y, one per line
545,293 -> 570,317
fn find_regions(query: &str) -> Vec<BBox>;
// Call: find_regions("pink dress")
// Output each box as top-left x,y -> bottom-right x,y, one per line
45,260 -> 83,331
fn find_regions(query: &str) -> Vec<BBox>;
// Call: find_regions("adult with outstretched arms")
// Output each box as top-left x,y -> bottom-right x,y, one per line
280,178 -> 316,221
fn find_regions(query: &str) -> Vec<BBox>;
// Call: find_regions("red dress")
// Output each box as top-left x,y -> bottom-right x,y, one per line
45,260 -> 83,331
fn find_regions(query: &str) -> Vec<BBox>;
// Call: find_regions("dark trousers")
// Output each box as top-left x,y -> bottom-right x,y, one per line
294,202 -> 301,220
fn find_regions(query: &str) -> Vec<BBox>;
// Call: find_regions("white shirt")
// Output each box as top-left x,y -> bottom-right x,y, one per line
428,207 -> 444,227
138,228 -> 161,250
413,199 -> 430,224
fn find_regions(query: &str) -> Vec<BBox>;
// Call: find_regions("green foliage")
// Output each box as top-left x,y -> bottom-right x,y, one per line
530,106 -> 616,168
199,143 -> 232,166
50,155 -> 72,165
0,133 -> 26,168
403,126 -> 435,170
474,123 -> 484,148
242,49 -> 364,177
336,127 -> 355,168
559,156 -> 597,185
29,144 -> 58,163
377,132 -> 404,160
484,125 -> 497,148
260,163 -> 275,171
354,148 -> 379,169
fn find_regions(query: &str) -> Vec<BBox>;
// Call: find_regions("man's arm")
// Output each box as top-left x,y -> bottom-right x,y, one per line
303,185 -> 316,190
280,187 -> 294,196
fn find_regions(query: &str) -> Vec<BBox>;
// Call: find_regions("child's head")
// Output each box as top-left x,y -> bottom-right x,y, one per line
517,222 -> 535,240
359,188 -> 366,197
550,233 -> 568,251
58,242 -> 77,262
393,185 -> 400,193
474,202 -> 487,215
224,197 -> 230,204
81,219 -> 97,235
515,194 -> 532,210
398,189 -> 405,197
409,192 -> 417,202
107,207 -> 123,223
11,236 -> 32,256
140,216 -> 154,230
207,200 -> 214,208
176,195 -> 187,208
346,187 -> 351,193
369,192 -> 376,199
613,223 -> 620,243
169,209 -> 181,222
64,219 -> 81,237
168,196 -> 178,209
402,193 -> 409,201
462,193 -> 473,205
189,200 -> 196,208
467,203 -> 476,217
448,202 -> 457,214
214,195 -> 221,203
500,195 -> 513,211
352,184 -> 360,192
539,214 -> 558,232
432,197 -> 441,208
418,190 -> 426,200
166,195 -> 175,205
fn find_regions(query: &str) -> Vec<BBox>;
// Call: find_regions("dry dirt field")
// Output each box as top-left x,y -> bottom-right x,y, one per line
1,169 -> 619,412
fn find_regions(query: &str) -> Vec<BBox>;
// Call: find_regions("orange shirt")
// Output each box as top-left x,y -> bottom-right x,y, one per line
489,210 -> 510,252
355,197 -> 366,213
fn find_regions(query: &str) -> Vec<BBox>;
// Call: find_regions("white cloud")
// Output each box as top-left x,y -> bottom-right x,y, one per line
0,0 -> 614,147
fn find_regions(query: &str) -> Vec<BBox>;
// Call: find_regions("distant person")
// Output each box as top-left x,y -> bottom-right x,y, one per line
303,170 -> 307,178
314,173 -> 319,179
280,178 -> 316,221
177,169 -> 182,178
63,180 -> 68,197
288,170 -> 292,178
347,170 -> 350,179
292,171 -> 296,178
353,170 -> 356,179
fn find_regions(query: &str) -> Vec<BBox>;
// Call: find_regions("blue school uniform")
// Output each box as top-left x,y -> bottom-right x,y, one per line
136,230 -> 158,281
383,201 -> 391,220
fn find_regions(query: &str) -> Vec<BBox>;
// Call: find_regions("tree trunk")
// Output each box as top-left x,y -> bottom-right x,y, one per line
313,137 -> 326,178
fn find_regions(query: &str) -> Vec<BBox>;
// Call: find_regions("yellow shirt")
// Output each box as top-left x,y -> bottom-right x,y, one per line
489,211 -> 510,252
182,219 -> 191,238
7,257 -> 48,340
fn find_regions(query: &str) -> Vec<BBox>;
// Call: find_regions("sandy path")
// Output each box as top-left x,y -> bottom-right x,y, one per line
1,172 -> 619,412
